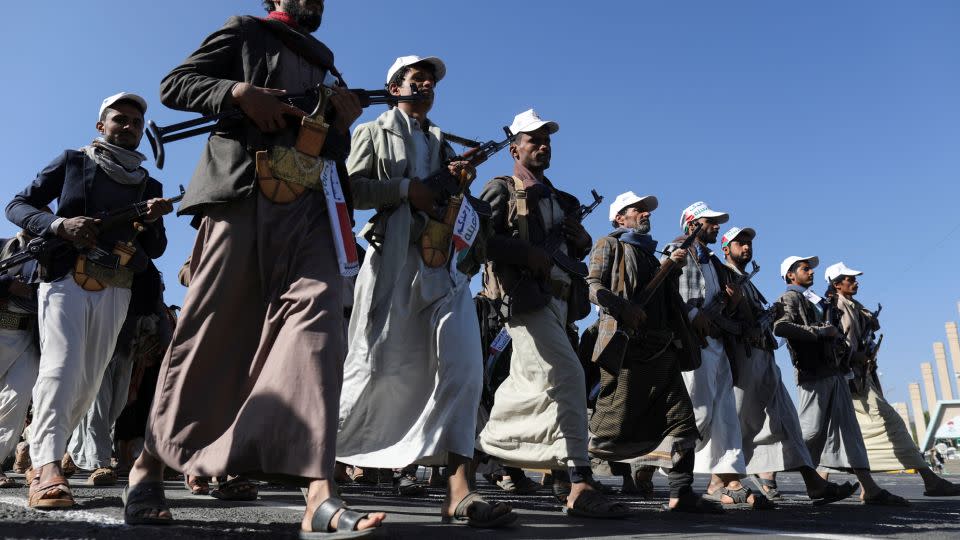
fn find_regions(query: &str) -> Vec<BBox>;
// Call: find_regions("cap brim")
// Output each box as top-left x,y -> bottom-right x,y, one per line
701,210 -> 729,224
386,56 -> 447,84
628,195 -> 658,213
514,119 -> 559,135
723,227 -> 756,246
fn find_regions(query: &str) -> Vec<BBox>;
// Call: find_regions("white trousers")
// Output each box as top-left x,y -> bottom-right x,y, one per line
31,278 -> 129,467
68,340 -> 135,470
0,327 -> 39,462
682,336 -> 747,474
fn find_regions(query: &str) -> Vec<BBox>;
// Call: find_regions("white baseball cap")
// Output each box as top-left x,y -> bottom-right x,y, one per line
780,255 -> 819,280
824,262 -> 863,283
721,226 -> 756,249
386,55 -> 446,84
680,201 -> 729,231
508,109 -> 559,136
99,92 -> 147,120
608,191 -> 658,222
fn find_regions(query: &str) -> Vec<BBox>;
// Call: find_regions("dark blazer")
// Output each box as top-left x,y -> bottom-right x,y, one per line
160,15 -> 350,216
5,150 -> 166,281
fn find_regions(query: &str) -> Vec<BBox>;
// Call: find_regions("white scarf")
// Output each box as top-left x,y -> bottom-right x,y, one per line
81,137 -> 147,185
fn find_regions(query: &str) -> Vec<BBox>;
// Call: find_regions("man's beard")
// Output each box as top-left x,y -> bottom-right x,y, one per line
283,1 -> 323,32
731,251 -> 752,268
632,220 -> 651,234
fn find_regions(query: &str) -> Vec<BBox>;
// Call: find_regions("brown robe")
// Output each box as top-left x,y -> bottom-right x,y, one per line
146,192 -> 344,481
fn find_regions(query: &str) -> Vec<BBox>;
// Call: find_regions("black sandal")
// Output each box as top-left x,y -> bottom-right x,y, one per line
301,496 -> 383,539
704,486 -> 775,510
661,491 -> 725,514
123,482 -> 172,525
749,475 -> 782,500
863,489 -> 910,507
441,491 -> 518,528
210,476 -> 259,501
810,481 -> 858,506
563,489 -> 632,519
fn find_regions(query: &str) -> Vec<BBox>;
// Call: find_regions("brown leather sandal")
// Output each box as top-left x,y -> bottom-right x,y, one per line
28,474 -> 75,509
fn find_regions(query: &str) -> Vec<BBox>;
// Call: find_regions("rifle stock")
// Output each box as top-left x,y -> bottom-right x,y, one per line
635,221 -> 703,307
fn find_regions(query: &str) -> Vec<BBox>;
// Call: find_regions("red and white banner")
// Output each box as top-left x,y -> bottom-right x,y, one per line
321,160 -> 360,277
449,197 -> 480,273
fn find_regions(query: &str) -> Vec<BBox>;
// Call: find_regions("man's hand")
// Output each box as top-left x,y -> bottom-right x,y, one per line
526,247 -> 553,279
819,325 -> 840,339
329,86 -> 362,134
690,312 -> 712,347
562,216 -> 591,251
58,216 -> 101,248
666,247 -> 687,268
231,83 -> 306,133
447,160 -> 476,184
725,283 -> 744,307
407,181 -> 439,218
143,198 -> 174,222
620,303 -> 647,331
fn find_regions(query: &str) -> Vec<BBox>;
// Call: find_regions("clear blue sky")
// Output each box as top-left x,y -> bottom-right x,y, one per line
1,1 -> 958,410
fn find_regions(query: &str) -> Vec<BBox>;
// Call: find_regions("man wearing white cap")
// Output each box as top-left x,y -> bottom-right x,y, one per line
775,256 -> 908,506
6,92 -> 172,508
337,54 -> 516,528
825,262 -> 960,497
720,230 -> 857,505
477,110 -> 630,518
585,192 -> 723,513
661,203 -> 770,509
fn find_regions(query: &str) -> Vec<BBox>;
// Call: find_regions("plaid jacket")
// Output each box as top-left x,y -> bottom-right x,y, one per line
661,238 -> 730,317
587,232 -> 699,369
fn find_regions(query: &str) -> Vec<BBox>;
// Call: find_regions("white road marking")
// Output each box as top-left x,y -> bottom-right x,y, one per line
0,495 -> 126,526
719,526 -> 869,540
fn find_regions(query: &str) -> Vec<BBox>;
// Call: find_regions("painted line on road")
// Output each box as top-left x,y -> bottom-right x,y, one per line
0,495 -> 125,526
718,526 -> 865,540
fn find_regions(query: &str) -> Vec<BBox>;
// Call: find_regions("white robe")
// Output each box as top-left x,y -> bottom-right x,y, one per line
337,208 -> 482,467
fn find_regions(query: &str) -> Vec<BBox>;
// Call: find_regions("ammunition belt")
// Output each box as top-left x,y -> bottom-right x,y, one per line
0,308 -> 33,331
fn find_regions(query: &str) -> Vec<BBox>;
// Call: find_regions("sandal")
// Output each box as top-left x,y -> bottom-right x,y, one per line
704,486 -> 775,510
441,491 -> 518,528
184,475 -> 210,496
211,476 -> 259,501
393,473 -> 425,497
301,496 -> 384,538
563,489 -> 632,519
924,479 -> 960,497
749,475 -> 782,500
122,481 -> 172,525
0,473 -> 20,488
13,441 -> 30,473
350,467 -> 379,485
87,467 -> 118,486
810,481 -> 858,506
661,491 -> 725,514
553,481 -> 571,503
60,453 -> 77,478
862,489 -> 910,507
28,474 -> 74,509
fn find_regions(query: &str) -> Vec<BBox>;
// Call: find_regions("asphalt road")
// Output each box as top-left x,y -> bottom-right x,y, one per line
1,470 -> 958,539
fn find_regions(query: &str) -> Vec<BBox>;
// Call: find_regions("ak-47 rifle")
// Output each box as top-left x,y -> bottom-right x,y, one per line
634,221 -> 704,308
855,303 -> 883,394
821,293 -> 851,369
700,261 -> 761,336
0,186 -> 185,277
146,84 -> 428,169
538,190 -> 604,277
419,128 -> 515,268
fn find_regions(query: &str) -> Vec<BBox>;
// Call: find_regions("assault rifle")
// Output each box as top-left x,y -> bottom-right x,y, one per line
421,127 -> 515,217
700,261 -> 761,336
821,293 -> 851,368
146,84 -> 428,168
0,186 -> 185,276
855,304 -> 883,394
634,221 -> 703,307
539,190 -> 604,277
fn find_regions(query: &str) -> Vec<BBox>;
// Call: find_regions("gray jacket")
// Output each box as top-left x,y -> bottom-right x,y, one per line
159,15 -> 349,217
774,288 -> 846,382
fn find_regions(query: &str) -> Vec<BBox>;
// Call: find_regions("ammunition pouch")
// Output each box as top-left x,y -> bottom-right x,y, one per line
0,308 -> 33,331
256,114 -> 330,204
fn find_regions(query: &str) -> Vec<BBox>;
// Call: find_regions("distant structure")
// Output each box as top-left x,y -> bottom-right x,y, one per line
946,322 -> 960,395
934,342 -> 954,400
921,362 -> 938,415
909,382 -> 926,442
